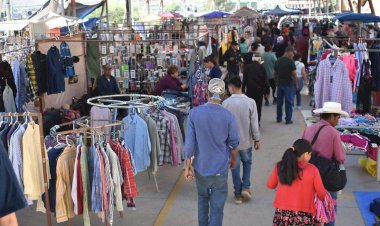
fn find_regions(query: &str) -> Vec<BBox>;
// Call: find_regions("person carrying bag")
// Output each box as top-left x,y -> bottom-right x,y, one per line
302,102 -> 348,226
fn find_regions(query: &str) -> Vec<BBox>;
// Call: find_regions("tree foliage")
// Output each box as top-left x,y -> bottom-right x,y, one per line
164,3 -> 180,12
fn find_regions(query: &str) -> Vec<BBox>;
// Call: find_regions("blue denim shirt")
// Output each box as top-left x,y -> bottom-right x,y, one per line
91,146 -> 102,212
123,114 -> 151,174
184,103 -> 240,176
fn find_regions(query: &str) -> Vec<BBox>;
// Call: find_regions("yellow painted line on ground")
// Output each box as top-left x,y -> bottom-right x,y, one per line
153,172 -> 185,226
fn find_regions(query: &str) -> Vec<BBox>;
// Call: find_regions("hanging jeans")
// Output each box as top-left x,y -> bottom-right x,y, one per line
195,170 -> 228,226
277,85 -> 295,123
231,148 -> 253,197
325,191 -> 338,226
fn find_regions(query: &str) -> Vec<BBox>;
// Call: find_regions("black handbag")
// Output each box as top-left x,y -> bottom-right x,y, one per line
309,125 -> 347,192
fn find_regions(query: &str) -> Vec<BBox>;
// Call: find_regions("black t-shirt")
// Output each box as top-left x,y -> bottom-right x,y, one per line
274,57 -> 296,86
223,48 -> 240,75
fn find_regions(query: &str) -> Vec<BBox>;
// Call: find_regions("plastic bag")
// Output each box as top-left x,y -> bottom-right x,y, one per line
300,85 -> 309,96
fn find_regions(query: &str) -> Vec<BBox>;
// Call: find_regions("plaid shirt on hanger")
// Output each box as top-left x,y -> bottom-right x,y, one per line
148,112 -> 172,165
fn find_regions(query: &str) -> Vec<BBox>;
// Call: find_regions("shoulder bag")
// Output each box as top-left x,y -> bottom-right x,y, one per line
309,125 -> 347,192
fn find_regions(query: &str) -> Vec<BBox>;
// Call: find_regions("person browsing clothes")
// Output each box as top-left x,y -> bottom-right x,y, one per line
153,65 -> 187,96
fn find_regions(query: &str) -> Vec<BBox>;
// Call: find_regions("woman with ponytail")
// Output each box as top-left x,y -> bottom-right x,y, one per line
267,139 -> 327,226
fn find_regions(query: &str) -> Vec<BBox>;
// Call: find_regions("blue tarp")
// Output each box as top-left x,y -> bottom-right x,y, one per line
334,12 -> 380,23
265,5 -> 301,16
201,10 -> 232,18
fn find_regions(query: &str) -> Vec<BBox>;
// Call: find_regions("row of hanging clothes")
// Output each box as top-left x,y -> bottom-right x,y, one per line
313,40 -> 375,114
44,124 -> 138,226
0,113 -> 47,217
90,104 -> 185,173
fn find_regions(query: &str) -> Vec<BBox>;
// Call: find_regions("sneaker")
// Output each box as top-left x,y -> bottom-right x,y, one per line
241,189 -> 252,200
276,119 -> 282,123
285,121 -> 294,125
234,196 -> 243,204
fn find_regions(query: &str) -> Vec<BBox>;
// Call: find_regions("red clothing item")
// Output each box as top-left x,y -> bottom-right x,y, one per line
267,161 -> 326,215
339,55 -> 357,81
302,120 -> 346,163
109,140 -> 139,199
153,75 -> 183,96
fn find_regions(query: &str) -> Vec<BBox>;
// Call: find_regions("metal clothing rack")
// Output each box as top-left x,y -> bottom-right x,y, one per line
87,94 -> 168,193
0,112 -> 52,226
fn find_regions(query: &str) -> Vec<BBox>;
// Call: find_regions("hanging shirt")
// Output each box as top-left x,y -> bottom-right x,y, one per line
9,124 -> 26,189
109,140 -> 138,200
31,51 -> 48,95
3,83 -> 17,112
22,122 -> 49,200
91,146 -> 103,213
314,58 -> 353,113
105,143 -> 124,212
122,114 -> 151,174
80,146 -> 91,226
42,146 -> 64,213
140,114 -> 161,173
47,46 -> 66,95
148,112 -> 172,165
55,146 -> 76,223
100,146 -> 114,225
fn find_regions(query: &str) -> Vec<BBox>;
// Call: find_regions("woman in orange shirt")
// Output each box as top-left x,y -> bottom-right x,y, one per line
267,139 -> 327,226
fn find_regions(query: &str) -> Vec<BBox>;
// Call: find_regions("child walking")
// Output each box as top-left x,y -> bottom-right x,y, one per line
267,139 -> 327,226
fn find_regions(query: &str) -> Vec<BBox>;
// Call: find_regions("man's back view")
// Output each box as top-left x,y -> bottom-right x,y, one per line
184,79 -> 240,226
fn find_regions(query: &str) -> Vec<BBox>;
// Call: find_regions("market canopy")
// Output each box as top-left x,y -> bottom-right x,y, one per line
30,0 -> 104,20
159,12 -> 182,19
138,14 -> 161,23
233,6 -> 260,19
265,5 -> 302,16
200,10 -> 232,19
333,12 -> 380,23
0,20 -> 30,31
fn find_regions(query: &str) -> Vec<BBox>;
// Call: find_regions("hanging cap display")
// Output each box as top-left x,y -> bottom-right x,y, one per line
208,78 -> 225,101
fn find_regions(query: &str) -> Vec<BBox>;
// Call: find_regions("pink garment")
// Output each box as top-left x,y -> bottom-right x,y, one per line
340,133 -> 369,151
303,120 -> 346,163
339,55 -> 358,81
91,106 -> 111,141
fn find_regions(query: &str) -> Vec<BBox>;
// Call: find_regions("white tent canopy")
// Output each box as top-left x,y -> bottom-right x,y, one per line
0,20 -> 30,31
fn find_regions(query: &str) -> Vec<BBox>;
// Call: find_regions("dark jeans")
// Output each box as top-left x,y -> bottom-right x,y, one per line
268,78 -> 277,99
249,92 -> 263,122
231,148 -> 253,197
195,170 -> 228,226
325,191 -> 338,226
276,85 -> 295,123
295,78 -> 304,107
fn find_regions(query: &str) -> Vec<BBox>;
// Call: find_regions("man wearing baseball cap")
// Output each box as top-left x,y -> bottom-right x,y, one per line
184,78 -> 240,226
223,41 -> 240,79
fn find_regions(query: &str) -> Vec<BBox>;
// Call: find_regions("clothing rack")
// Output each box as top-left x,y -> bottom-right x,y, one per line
0,112 -> 52,226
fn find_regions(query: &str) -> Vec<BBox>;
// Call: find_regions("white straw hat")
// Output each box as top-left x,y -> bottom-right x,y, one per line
313,102 -> 349,117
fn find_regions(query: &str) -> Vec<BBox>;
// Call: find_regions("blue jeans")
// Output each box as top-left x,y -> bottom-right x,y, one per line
195,170 -> 228,226
231,148 -> 253,197
295,78 -> 304,107
325,191 -> 338,226
277,85 -> 295,123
